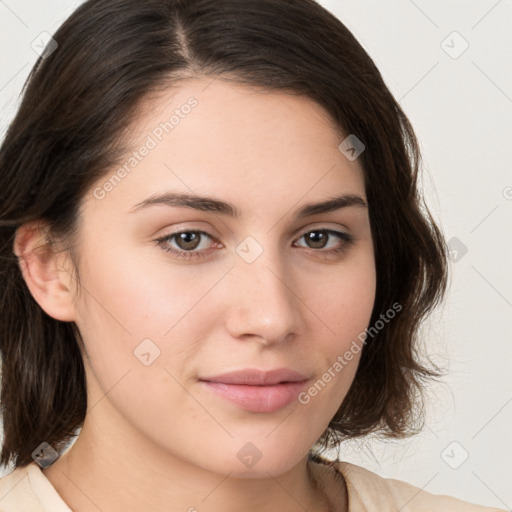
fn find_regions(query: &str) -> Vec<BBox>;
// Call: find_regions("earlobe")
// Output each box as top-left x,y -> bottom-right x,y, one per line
13,221 -> 78,322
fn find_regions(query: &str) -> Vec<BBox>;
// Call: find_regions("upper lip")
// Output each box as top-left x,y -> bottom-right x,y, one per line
200,368 -> 309,385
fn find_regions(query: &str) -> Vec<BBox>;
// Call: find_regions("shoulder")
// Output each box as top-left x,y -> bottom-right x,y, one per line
0,464 -> 41,511
335,461 -> 506,512
0,462 -> 71,512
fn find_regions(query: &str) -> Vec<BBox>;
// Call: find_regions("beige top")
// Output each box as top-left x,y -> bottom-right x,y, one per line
0,457 -> 505,512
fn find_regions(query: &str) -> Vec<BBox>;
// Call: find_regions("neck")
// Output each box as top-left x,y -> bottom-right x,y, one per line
42,367 -> 347,512
42,417 -> 343,512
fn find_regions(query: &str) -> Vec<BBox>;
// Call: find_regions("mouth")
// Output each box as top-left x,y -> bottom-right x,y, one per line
199,368 -> 310,413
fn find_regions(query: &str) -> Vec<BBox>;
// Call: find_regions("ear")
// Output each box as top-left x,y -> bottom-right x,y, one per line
13,221 -> 78,322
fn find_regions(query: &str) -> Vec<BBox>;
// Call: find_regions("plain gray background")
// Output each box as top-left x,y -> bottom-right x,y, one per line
0,1 -> 511,509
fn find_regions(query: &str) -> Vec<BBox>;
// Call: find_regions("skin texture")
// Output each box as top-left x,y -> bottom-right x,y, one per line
14,77 -> 376,512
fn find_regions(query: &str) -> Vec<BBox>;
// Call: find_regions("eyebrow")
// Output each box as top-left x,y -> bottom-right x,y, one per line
128,192 -> 367,219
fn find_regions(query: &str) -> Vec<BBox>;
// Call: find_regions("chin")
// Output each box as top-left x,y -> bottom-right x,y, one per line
219,458 -> 301,480
212,437 -> 311,479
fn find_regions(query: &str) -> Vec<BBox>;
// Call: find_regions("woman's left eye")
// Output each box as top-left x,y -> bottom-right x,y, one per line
154,228 -> 354,260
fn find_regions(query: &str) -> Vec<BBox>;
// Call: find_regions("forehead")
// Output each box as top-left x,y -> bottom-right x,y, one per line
84,76 -> 366,218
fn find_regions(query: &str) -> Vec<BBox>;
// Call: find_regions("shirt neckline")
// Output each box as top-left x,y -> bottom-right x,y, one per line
20,454 -> 363,512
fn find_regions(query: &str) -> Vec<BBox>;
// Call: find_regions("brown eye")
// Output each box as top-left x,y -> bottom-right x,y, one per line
155,228 -> 354,261
173,231 -> 202,251
155,230 -> 217,260
303,230 -> 329,249
294,229 -> 354,255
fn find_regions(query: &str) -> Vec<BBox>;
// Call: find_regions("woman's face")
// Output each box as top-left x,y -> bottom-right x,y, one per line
68,77 -> 376,477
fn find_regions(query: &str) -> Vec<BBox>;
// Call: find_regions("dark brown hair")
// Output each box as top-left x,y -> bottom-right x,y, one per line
0,0 -> 448,469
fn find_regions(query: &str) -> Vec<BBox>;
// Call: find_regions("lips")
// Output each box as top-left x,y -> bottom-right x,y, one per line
199,368 -> 310,413
200,368 -> 309,385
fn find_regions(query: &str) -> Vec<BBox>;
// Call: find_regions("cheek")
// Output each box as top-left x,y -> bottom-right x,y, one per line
309,251 -> 376,349
73,245 -> 223,445
75,236 -> 224,337
72,241 -> 233,394
298,252 -> 376,408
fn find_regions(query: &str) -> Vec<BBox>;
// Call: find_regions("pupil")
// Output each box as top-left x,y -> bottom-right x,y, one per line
179,232 -> 199,249
308,231 -> 326,248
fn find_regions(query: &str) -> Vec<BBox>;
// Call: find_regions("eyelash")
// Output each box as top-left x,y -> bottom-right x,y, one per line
154,228 -> 355,261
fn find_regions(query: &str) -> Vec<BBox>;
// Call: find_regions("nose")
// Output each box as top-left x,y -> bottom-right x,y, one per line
224,245 -> 305,346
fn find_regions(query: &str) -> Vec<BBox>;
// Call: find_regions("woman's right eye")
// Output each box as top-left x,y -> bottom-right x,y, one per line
154,230 -> 218,260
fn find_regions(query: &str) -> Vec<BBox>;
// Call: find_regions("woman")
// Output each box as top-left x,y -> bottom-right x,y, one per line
0,0 -> 505,510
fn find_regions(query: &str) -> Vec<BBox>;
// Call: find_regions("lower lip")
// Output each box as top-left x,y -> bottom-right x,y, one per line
200,380 -> 308,413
